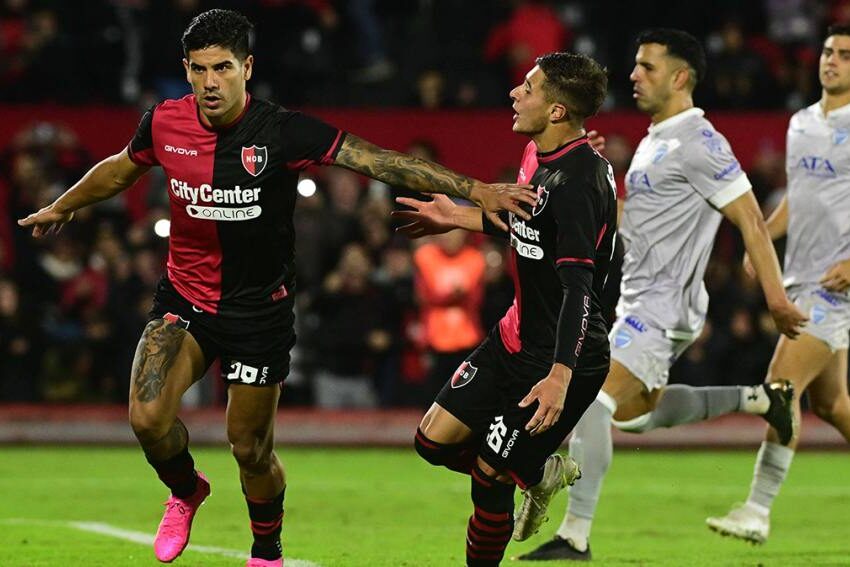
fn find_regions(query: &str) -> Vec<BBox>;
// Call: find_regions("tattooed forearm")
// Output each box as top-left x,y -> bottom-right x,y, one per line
335,135 -> 476,200
131,319 -> 186,403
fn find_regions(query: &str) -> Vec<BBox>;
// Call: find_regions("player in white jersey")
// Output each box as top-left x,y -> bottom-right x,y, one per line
517,29 -> 807,562
706,24 -> 850,545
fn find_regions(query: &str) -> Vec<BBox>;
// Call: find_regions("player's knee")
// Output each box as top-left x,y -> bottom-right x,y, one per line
414,428 -> 460,467
129,404 -> 171,444
230,437 -> 270,472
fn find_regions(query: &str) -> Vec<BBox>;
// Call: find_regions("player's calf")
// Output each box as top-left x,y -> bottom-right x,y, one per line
245,488 -> 285,565
414,428 -> 477,474
467,463 -> 515,566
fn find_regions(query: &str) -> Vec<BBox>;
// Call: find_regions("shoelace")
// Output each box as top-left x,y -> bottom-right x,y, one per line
160,499 -> 190,532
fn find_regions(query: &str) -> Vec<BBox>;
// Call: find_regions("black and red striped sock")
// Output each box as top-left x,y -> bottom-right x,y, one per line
146,447 -> 198,498
246,487 -> 285,560
466,464 -> 515,566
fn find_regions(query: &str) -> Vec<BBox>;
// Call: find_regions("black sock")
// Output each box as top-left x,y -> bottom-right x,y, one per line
146,447 -> 198,498
466,464 -> 515,567
247,487 -> 285,560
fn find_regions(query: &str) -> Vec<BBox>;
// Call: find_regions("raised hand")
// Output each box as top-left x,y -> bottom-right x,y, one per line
469,182 -> 536,231
17,206 -> 74,238
392,195 -> 458,238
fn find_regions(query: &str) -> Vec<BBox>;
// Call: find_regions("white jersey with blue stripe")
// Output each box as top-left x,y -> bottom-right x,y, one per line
620,108 -> 752,334
784,101 -> 850,290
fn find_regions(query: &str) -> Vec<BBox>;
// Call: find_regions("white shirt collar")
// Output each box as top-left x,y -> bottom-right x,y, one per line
813,99 -> 850,121
647,107 -> 705,135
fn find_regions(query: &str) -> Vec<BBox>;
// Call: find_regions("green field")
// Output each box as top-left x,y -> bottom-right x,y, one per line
0,447 -> 848,566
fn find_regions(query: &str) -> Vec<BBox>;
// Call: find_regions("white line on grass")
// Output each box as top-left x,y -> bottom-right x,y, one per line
1,519 -> 322,566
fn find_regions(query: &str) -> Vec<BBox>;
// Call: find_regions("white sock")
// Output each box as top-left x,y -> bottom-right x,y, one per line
740,385 -> 770,415
556,514 -> 591,551
746,441 -> 794,512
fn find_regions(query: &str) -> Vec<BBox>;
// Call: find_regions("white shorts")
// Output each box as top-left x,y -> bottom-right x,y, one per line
609,313 -> 698,392
790,285 -> 850,351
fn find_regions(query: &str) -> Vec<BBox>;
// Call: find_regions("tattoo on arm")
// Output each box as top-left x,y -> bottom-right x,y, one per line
334,135 -> 475,199
131,319 -> 186,403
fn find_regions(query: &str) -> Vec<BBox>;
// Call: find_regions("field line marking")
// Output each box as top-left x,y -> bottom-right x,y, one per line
1,518 -> 322,566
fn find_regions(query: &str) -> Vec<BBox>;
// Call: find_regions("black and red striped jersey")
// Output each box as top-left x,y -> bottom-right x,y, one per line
128,94 -> 345,317
485,137 -> 617,369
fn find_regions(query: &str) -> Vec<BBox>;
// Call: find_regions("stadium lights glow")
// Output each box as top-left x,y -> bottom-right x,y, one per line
297,178 -> 317,197
154,219 -> 171,238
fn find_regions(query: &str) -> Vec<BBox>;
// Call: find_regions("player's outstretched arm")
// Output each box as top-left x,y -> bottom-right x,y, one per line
722,191 -> 807,338
742,195 -> 788,277
392,195 -> 484,238
334,134 -> 535,231
18,148 -> 149,238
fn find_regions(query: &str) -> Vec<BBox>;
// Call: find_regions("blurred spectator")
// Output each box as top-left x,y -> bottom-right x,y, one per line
484,0 -> 569,89
414,230 -> 486,404
705,20 -> 774,109
312,243 -> 391,408
0,276 -> 40,400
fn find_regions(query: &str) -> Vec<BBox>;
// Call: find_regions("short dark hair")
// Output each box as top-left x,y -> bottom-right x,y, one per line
636,28 -> 706,87
827,23 -> 850,39
182,9 -> 254,60
535,52 -> 608,123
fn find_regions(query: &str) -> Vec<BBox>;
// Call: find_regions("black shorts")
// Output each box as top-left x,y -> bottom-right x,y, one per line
435,327 -> 609,488
148,278 -> 296,386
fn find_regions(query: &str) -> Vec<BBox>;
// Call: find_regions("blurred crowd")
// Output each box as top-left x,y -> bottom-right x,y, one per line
0,116 -> 793,406
2,0 -> 850,110
1,0 -> 838,406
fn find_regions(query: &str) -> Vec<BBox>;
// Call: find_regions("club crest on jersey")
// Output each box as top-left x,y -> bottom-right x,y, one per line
532,185 -> 550,216
614,328 -> 632,349
834,128 -> 849,145
811,304 -> 827,325
241,145 -> 268,177
451,361 -> 478,389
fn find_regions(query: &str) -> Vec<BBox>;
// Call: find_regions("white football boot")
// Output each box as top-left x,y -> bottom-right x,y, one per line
706,503 -> 769,544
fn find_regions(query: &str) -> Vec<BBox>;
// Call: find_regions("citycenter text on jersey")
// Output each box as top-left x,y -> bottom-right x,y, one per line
170,178 -> 262,205
170,178 -> 263,222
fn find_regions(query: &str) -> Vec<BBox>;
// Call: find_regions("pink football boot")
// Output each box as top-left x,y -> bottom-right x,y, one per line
153,471 -> 211,562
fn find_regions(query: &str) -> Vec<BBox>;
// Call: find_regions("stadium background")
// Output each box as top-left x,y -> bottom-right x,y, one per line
1,0 -> 848,442
1,2 -> 849,566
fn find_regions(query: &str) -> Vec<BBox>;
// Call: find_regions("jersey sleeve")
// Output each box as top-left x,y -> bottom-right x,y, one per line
279,111 -> 346,170
682,129 -> 751,209
551,177 -> 606,368
127,105 -> 159,166
552,178 -> 605,269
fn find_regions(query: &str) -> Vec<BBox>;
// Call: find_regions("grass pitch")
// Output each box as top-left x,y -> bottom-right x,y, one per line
0,446 -> 848,566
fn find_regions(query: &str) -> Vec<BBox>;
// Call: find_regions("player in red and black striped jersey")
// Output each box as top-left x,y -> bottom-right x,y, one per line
396,53 -> 615,566
17,9 -> 537,567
